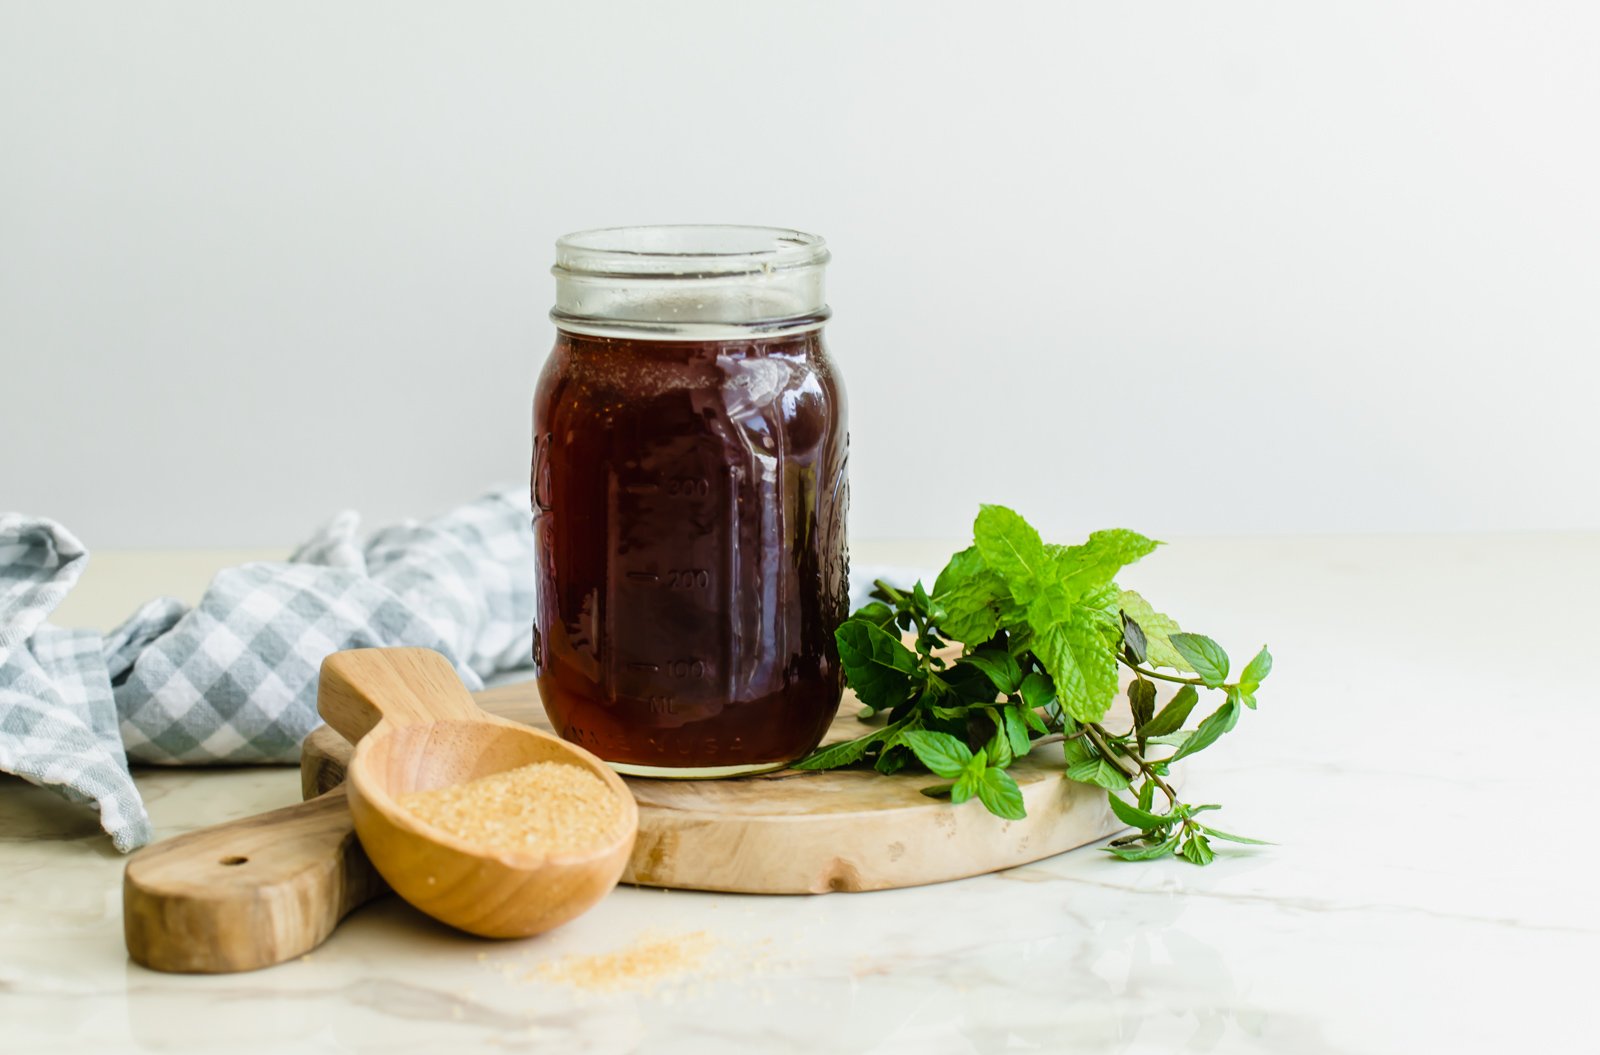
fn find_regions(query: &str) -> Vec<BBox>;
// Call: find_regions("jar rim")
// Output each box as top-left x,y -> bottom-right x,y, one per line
554,224 -> 829,280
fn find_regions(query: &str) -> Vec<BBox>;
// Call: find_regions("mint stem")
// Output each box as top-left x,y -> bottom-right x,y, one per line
1086,722 -> 1180,811
1121,662 -> 1207,686
873,579 -> 907,604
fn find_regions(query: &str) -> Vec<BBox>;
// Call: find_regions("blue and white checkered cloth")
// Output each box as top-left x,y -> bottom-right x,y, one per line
0,491 -> 537,851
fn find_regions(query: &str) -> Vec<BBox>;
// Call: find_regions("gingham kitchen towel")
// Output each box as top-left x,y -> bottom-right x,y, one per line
0,515 -> 151,850
0,490 -> 536,851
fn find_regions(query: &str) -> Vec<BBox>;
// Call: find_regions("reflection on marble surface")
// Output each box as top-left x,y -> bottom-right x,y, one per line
3,535 -> 1596,1053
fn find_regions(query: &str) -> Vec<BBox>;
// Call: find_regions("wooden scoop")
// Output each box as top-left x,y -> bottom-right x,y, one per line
316,647 -> 637,938
124,783 -> 385,973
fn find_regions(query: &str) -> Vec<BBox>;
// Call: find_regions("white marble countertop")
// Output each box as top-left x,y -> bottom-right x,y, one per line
3,534 -> 1595,1053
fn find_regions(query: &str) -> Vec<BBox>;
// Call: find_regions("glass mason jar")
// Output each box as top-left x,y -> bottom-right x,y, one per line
533,225 -> 848,778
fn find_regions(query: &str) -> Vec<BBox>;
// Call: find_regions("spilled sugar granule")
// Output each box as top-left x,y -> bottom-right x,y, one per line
396,761 -> 624,856
478,927 -> 784,1002
532,930 -> 721,993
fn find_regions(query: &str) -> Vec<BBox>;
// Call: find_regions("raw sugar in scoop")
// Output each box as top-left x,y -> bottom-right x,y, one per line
396,761 -> 626,856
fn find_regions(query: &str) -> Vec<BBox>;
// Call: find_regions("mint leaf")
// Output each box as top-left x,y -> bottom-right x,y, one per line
1075,582 -> 1125,640
1018,672 -> 1054,733
1066,757 -> 1131,790
792,734 -> 877,771
900,730 -> 973,779
1239,646 -> 1272,694
1005,625 -> 1035,659
852,601 -> 897,630
931,546 -> 1008,645
1028,584 -> 1120,722
932,544 -> 979,598
1169,633 -> 1229,687
1050,529 -> 1159,596
951,748 -> 989,803
1197,824 -> 1272,845
936,662 -> 995,707
834,620 -> 918,714
1002,704 -> 1032,758
793,714 -> 918,771
932,548 -> 1039,647
1117,590 -> 1194,672
963,650 -> 1021,694
1107,793 -> 1171,831
792,730 -> 878,771
1168,697 -> 1241,764
1062,735 -> 1093,767
797,713 -> 922,773
974,505 -> 1049,603
874,745 -> 911,775
1142,685 -> 1199,737
1120,612 -> 1148,665
1128,678 -> 1156,729
982,708 -> 1014,768
920,784 -> 954,799
976,767 -> 1026,820
1144,730 -> 1193,749
1019,671 -> 1054,711
1179,832 -> 1215,865
1137,779 -> 1156,812
1106,834 -> 1179,861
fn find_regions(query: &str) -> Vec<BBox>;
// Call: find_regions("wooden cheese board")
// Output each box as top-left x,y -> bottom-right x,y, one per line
125,679 -> 1131,973
303,681 -> 1127,895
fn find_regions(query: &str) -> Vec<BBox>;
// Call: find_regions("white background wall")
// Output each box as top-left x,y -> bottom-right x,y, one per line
3,1 -> 1597,548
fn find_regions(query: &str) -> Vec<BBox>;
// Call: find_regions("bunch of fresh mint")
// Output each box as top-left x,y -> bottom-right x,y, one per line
796,505 -> 1271,865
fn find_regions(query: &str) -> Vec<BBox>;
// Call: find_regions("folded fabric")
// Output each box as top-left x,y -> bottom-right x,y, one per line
0,490 -> 537,851
114,492 -> 535,765
0,515 -> 150,850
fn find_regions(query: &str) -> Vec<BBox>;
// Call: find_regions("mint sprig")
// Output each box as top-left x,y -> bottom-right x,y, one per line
797,505 -> 1273,865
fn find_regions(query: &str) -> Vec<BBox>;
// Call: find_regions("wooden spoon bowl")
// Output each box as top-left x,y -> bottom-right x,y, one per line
317,647 -> 637,938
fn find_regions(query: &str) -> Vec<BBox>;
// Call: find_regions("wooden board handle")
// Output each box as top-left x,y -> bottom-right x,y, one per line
123,786 -> 388,973
317,647 -> 481,743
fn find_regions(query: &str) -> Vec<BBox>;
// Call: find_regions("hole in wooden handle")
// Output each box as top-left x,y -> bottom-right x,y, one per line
219,855 -> 249,866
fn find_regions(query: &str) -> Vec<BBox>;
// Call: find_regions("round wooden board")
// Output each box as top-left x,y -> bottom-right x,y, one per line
300,682 -> 1131,894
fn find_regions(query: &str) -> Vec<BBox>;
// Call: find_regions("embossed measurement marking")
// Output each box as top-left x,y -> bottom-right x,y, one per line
612,470 -> 721,710
666,477 -> 711,497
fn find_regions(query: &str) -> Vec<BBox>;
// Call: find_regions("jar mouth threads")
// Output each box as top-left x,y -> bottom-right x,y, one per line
552,225 -> 830,339
555,225 -> 829,278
